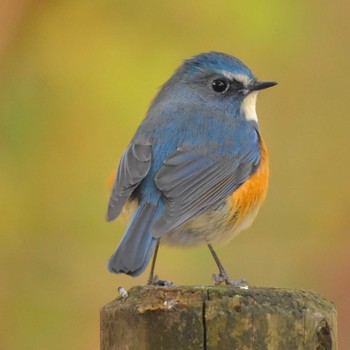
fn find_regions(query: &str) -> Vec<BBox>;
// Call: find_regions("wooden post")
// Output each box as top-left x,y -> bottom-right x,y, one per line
100,286 -> 337,350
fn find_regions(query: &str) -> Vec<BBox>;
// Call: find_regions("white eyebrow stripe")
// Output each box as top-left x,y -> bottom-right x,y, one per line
219,71 -> 252,86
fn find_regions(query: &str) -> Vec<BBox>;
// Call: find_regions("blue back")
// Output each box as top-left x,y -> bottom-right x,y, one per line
107,52 -> 263,276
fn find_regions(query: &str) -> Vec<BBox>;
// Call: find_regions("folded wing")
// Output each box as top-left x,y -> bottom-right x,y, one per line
152,144 -> 260,237
107,143 -> 152,221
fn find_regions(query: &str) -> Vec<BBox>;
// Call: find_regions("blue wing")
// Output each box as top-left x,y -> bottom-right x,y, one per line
152,138 -> 261,237
107,143 -> 152,221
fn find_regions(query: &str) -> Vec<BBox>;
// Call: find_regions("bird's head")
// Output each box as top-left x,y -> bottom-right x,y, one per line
158,52 -> 277,122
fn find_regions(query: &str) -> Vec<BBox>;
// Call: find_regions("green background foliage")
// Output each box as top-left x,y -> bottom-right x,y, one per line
1,1 -> 349,348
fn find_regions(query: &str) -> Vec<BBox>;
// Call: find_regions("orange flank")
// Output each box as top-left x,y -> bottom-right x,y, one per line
230,134 -> 269,223
107,170 -> 117,192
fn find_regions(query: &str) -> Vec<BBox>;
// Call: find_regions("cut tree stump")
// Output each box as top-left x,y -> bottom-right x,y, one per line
100,286 -> 337,350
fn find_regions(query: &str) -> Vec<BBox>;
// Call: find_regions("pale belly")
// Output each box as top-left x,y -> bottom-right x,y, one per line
161,200 -> 261,247
122,191 -> 263,247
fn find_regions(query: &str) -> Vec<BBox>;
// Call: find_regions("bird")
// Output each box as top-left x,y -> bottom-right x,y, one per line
106,52 -> 276,286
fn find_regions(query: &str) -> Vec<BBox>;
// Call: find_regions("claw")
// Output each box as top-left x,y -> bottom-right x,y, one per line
154,280 -> 174,287
148,274 -> 174,286
212,273 -> 249,289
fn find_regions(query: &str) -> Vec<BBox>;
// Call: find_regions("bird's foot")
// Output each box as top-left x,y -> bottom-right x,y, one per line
212,273 -> 249,289
147,274 -> 174,287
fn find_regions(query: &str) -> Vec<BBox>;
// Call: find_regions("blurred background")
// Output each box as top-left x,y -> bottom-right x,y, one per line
1,0 -> 349,349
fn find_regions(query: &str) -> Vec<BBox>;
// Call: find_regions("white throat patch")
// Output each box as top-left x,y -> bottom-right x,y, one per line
241,91 -> 258,122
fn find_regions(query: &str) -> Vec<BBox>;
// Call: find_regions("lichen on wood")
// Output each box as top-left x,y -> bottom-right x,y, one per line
100,286 -> 337,350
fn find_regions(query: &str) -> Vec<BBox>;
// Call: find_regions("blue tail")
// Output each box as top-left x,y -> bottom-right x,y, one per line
107,202 -> 160,276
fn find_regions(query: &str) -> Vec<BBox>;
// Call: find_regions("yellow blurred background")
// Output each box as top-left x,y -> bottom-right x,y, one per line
1,1 -> 350,349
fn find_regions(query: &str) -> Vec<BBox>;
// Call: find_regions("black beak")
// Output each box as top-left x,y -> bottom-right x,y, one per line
250,80 -> 277,92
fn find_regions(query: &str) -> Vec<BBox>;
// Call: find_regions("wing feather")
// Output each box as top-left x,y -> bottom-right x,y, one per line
107,143 -> 152,221
152,144 -> 259,237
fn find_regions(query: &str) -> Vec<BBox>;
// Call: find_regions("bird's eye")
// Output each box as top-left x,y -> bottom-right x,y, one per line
211,79 -> 229,93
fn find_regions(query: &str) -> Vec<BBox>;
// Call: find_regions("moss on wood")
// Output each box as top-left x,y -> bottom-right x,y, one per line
101,286 -> 337,350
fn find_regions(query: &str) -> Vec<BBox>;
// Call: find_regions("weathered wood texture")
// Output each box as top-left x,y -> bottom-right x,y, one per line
100,286 -> 337,350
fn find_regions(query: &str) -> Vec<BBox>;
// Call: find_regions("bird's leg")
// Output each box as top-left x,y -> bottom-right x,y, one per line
207,243 -> 233,285
207,243 -> 248,288
147,240 -> 160,285
146,241 -> 174,286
